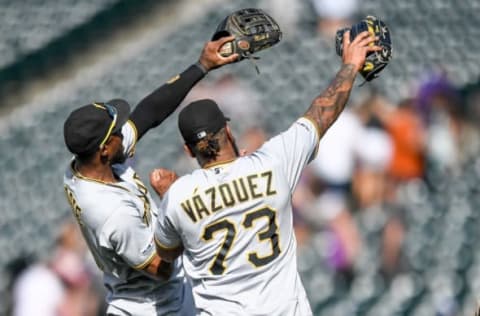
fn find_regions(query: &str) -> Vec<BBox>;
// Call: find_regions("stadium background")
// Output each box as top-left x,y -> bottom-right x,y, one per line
1,0 -> 479,315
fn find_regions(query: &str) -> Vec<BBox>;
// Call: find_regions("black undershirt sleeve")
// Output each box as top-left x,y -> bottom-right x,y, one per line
129,63 -> 206,140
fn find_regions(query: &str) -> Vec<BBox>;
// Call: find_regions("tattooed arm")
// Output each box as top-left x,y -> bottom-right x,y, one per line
304,64 -> 357,137
304,31 -> 381,137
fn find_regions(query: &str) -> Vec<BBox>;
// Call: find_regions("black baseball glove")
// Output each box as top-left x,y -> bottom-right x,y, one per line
212,8 -> 282,72
335,15 -> 392,82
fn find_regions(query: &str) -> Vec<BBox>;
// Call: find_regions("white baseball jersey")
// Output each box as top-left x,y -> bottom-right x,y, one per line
155,117 -> 319,315
64,121 -> 194,316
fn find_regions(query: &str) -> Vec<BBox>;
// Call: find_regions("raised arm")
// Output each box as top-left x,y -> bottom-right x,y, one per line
304,31 -> 381,137
129,36 -> 239,140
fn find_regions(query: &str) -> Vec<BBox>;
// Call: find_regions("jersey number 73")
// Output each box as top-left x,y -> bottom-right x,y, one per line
201,206 -> 281,275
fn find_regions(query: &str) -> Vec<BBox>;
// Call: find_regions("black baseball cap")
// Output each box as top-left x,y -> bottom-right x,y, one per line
178,99 -> 230,145
63,99 -> 130,156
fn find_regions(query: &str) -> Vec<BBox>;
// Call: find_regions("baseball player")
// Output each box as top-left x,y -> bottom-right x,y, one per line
62,37 -> 238,316
152,31 -> 381,315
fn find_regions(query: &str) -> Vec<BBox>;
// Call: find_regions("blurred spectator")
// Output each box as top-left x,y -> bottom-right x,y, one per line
353,94 -> 393,208
292,210 -> 312,252
54,221 -> 100,316
417,73 -> 480,173
5,255 -> 33,316
310,108 -> 364,191
12,260 -> 65,316
352,124 -> 392,209
352,97 -> 409,281
310,108 -> 364,272
291,170 -> 316,251
294,108 -> 365,277
352,109 -> 393,210
353,94 -> 394,205
375,98 -> 426,182
311,0 -> 358,39
319,191 -> 361,274
11,220 -> 100,316
292,167 -> 361,288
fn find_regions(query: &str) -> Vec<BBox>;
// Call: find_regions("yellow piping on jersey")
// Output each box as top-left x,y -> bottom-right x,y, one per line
301,116 -> 321,143
300,116 -> 320,159
203,158 -> 237,169
126,120 -> 138,157
133,251 -> 156,270
154,235 -> 181,250
70,161 -> 130,191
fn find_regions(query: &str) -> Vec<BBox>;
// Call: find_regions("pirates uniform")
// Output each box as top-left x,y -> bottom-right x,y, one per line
64,122 -> 194,316
155,117 -> 319,316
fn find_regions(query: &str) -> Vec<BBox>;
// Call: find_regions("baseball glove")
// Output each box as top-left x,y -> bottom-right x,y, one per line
335,15 -> 392,82
212,8 -> 282,72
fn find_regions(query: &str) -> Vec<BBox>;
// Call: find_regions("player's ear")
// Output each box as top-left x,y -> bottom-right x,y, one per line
99,143 -> 109,157
183,144 -> 195,158
99,147 -> 109,164
101,138 -> 115,155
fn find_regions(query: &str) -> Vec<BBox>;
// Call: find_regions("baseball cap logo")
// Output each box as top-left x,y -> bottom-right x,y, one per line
196,131 -> 207,139
178,99 -> 229,145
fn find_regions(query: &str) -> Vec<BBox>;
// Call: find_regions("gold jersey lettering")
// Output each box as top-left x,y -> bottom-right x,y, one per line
219,183 -> 235,207
180,171 -> 276,223
133,173 -> 152,226
232,178 -> 249,202
261,171 -> 277,196
64,185 -> 83,226
193,195 -> 210,220
247,174 -> 263,199
181,200 -> 197,223
205,187 -> 222,213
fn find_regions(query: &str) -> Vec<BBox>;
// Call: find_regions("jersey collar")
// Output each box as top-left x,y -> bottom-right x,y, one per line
203,158 -> 236,170
70,160 -> 129,191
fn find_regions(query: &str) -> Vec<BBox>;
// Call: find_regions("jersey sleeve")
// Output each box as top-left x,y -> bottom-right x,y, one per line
258,117 -> 320,191
101,204 -> 156,270
121,120 -> 138,158
154,193 -> 182,250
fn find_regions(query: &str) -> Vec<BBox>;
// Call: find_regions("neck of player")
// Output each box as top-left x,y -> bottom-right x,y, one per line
200,140 -> 239,169
75,156 -> 118,183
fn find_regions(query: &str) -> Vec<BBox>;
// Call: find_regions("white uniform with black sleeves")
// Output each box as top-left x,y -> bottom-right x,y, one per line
154,117 -> 319,316
64,121 -> 194,316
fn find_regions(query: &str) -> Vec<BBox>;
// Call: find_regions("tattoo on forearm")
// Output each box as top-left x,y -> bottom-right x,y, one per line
304,64 -> 357,137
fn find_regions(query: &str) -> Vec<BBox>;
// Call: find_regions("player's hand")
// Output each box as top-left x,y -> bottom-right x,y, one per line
342,30 -> 382,72
198,36 -> 239,71
150,168 -> 178,198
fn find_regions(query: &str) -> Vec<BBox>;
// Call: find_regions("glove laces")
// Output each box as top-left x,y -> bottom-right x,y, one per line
243,52 -> 261,74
